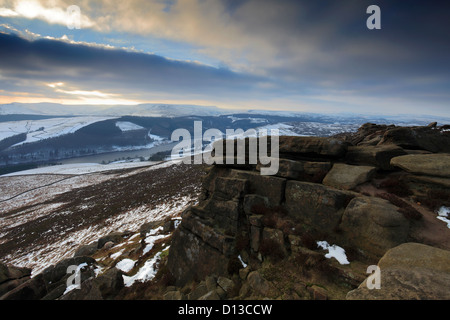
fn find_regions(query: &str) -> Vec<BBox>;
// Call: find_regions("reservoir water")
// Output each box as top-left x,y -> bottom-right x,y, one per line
59,142 -> 177,165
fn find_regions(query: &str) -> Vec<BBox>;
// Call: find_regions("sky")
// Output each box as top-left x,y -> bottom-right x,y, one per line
0,0 -> 449,117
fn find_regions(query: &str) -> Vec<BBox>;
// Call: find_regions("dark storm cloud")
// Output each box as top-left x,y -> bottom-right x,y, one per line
244,0 -> 450,84
220,0 -> 450,109
0,32 -> 265,97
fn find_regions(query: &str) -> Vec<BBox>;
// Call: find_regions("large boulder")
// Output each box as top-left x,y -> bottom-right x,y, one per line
261,227 -> 287,257
279,136 -> 349,159
199,176 -> 249,234
339,197 -> 410,259
243,194 -> 269,215
139,220 -> 165,237
202,198 -> 241,235
346,145 -> 407,170
181,212 -> 234,254
284,181 -> 356,234
323,163 -> 377,190
97,232 -> 128,249
1,257 -> 97,300
187,281 -> 209,300
259,158 -> 331,182
217,276 -> 235,297
42,256 -> 97,285
0,273 -> 47,300
378,126 -> 450,153
0,263 -> 31,284
390,154 -> 450,178
167,223 -> 231,286
230,170 -> 286,206
212,177 -> 249,201
340,123 -> 450,153
243,271 -> 280,298
402,174 -> 450,200
347,243 -> 450,300
61,267 -> 124,300
347,123 -> 395,146
0,263 -> 32,297
73,242 -> 98,257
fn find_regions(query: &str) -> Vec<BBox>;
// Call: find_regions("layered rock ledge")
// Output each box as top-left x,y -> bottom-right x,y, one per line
167,123 -> 450,299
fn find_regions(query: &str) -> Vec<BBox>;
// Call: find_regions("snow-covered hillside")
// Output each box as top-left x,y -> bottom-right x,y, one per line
0,116 -> 116,144
0,104 -> 39,115
0,103 -> 231,117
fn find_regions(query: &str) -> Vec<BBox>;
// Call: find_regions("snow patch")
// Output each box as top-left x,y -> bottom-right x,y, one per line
238,255 -> 247,268
437,206 -> 450,229
437,206 -> 450,217
122,252 -> 162,287
142,227 -> 169,255
173,218 -> 182,229
115,259 -> 136,273
146,226 -> 163,236
110,250 -> 124,260
115,121 -> 144,132
128,233 -> 141,241
63,284 -> 80,295
317,241 -> 350,265
148,132 -> 165,141
94,265 -> 104,277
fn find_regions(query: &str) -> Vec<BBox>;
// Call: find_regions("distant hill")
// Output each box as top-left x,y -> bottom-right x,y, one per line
2,102 -> 449,124
0,102 -> 232,117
